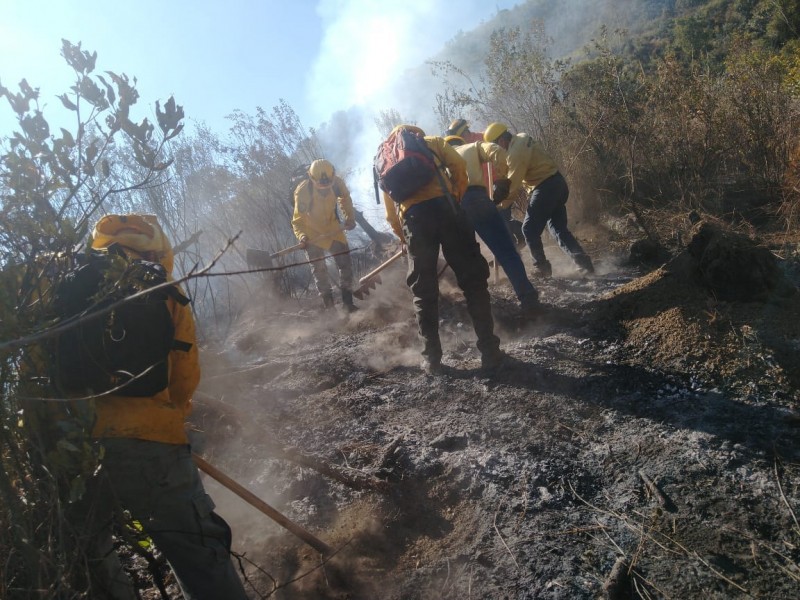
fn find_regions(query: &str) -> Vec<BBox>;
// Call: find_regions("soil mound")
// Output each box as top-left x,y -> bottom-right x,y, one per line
686,221 -> 791,302
594,222 -> 800,395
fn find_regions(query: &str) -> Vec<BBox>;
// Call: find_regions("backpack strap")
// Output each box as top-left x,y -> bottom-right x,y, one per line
306,178 -> 345,222
172,339 -> 193,352
165,285 -> 190,306
431,151 -> 459,214
166,285 -> 192,352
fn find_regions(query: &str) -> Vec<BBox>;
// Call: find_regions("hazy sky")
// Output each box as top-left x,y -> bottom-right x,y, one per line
0,0 -> 521,137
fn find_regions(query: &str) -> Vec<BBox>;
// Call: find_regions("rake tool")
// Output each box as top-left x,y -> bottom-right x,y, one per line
352,249 -> 404,299
353,251 -> 452,300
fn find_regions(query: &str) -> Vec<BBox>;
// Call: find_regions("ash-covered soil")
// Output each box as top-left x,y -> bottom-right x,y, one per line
191,223 -> 800,600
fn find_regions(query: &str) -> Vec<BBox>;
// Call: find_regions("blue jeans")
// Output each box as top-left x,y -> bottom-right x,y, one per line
522,172 -> 588,267
461,187 -> 537,304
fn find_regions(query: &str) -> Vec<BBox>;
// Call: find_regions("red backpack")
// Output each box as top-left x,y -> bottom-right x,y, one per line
373,128 -> 439,204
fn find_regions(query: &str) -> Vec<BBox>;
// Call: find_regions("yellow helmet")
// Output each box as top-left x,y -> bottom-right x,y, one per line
444,135 -> 465,146
92,214 -> 174,274
446,118 -> 469,137
483,122 -> 509,143
308,159 -> 335,188
391,124 -> 425,137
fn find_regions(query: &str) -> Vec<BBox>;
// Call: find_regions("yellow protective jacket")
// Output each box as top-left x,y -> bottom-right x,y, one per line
89,214 -> 200,445
292,175 -> 354,250
454,141 -> 509,189
506,133 -> 559,198
382,136 -> 468,242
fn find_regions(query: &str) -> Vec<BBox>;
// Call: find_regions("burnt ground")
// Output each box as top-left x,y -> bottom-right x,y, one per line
186,221 -> 800,600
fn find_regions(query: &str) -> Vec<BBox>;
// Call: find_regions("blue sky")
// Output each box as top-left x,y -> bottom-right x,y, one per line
1,0 -> 522,138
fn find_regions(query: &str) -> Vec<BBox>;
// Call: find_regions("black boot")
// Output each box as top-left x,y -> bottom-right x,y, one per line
520,291 -> 542,318
322,291 -> 335,309
480,347 -> 507,371
574,254 -> 594,274
420,339 -> 443,374
533,260 -> 552,278
341,290 -> 358,312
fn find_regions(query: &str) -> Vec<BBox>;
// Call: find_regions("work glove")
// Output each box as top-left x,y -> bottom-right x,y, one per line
492,178 -> 511,204
343,219 -> 356,231
298,235 -> 309,249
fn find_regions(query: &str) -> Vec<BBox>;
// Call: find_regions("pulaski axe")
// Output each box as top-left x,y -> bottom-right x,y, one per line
352,249 -> 404,299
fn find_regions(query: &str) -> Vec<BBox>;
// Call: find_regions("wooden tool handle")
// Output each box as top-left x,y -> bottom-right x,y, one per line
193,453 -> 332,555
358,249 -> 404,284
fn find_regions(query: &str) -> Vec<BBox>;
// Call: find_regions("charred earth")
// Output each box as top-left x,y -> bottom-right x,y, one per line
190,220 -> 800,600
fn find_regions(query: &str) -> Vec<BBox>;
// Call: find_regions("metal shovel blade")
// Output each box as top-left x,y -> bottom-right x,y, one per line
246,241 -> 308,270
246,248 -> 274,269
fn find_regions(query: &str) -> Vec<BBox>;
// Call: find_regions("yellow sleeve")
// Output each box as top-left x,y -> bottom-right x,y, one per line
335,176 -> 355,223
383,193 -> 405,242
439,139 -> 468,200
507,137 -> 529,196
291,181 -> 312,240
482,142 -> 509,179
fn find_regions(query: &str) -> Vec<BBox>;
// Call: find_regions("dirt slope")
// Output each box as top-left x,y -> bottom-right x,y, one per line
192,225 -> 800,600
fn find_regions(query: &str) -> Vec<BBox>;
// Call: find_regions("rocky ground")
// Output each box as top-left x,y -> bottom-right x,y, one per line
184,220 -> 799,600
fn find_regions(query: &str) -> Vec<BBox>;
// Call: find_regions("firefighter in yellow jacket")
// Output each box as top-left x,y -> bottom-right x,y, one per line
292,159 -> 358,311
444,135 -> 540,315
381,125 -> 503,374
75,214 -> 248,600
484,122 -> 594,277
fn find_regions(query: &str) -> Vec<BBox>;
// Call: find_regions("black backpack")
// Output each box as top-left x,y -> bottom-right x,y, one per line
51,243 -> 191,397
288,163 -> 313,203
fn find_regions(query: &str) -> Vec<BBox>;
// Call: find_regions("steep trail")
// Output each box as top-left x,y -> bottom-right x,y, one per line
192,243 -> 799,599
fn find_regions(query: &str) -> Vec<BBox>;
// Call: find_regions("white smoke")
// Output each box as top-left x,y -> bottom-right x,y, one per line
306,0 -> 522,220
308,0 -> 517,128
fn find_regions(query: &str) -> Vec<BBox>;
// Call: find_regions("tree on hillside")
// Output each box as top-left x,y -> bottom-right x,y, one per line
432,10 -> 799,246
0,40 -> 185,597
225,101 -> 322,257
431,21 -> 568,141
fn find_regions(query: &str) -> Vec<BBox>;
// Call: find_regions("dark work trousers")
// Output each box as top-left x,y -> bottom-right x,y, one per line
522,171 -> 589,267
305,239 -> 354,294
402,196 -> 500,362
460,186 -> 538,305
73,439 -> 248,600
498,207 -> 525,246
